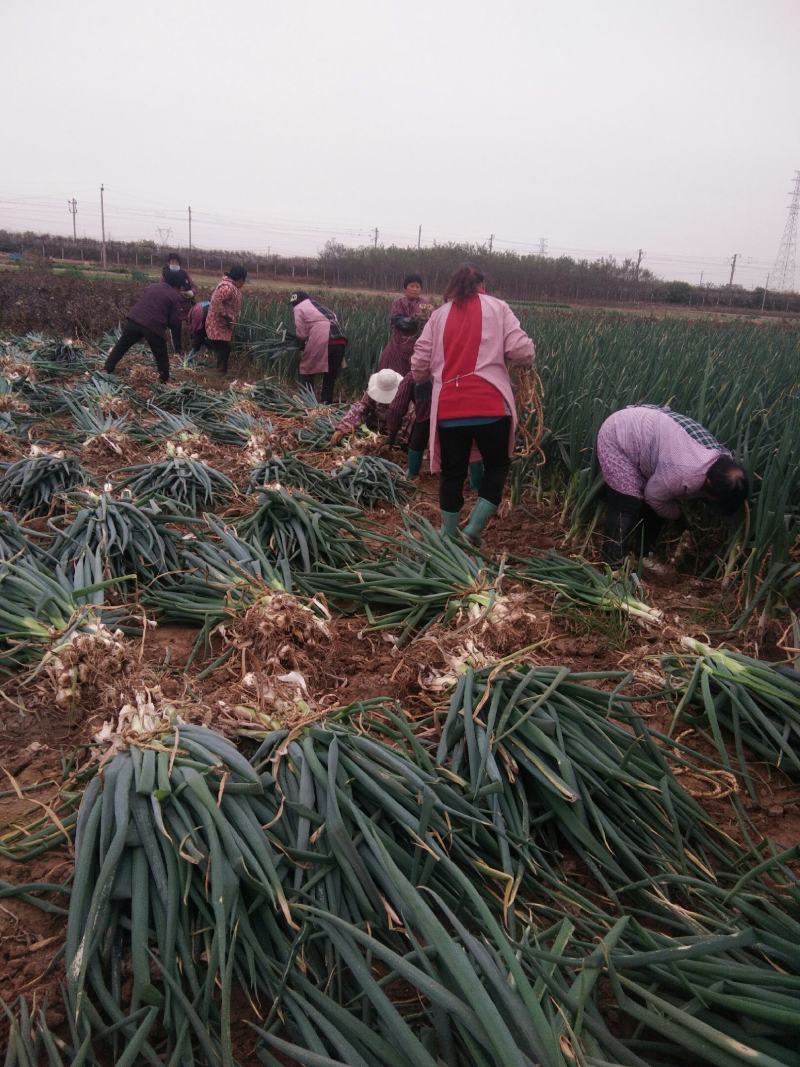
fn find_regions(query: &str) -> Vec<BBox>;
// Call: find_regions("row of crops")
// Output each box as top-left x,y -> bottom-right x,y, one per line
0,332 -> 798,1065
237,294 -> 800,626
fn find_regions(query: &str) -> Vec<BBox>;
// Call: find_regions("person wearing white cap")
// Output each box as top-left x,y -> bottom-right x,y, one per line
330,368 -> 405,446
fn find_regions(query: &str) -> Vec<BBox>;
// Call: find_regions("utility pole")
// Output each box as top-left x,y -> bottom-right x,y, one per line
67,198 -> 78,241
488,234 -> 494,253
728,253 -> 739,286
373,227 -> 379,248
188,206 -> 192,251
417,224 -> 422,251
634,248 -> 644,281
100,184 -> 107,268
771,170 -> 800,291
700,271 -> 704,285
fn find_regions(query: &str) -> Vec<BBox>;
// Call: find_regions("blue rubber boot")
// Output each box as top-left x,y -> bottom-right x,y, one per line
440,510 -> 461,537
468,461 -> 483,493
406,449 -> 424,479
462,497 -> 497,546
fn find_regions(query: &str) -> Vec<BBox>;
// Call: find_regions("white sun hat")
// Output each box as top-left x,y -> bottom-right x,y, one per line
367,368 -> 404,404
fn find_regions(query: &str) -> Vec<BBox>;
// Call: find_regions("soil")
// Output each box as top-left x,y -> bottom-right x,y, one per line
0,355 -> 797,1065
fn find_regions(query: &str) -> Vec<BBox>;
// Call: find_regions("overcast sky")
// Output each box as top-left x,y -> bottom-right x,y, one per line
2,0 -> 798,286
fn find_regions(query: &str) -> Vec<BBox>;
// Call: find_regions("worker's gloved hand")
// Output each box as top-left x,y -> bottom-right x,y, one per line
394,316 -> 417,333
184,290 -> 194,299
330,430 -> 346,446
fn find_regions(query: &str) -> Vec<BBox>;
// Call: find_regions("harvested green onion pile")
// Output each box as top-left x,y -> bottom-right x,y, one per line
310,514 -> 497,643
66,720 -> 289,1062
248,452 -> 342,500
0,554 -> 127,670
50,489 -> 181,582
665,637 -> 800,789
236,486 -> 365,586
509,549 -> 664,624
330,453 -> 414,508
0,449 -> 89,515
294,411 -> 342,449
115,444 -> 235,512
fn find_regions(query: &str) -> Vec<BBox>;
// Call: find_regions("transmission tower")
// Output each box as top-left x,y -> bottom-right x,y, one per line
156,227 -> 173,249
771,170 -> 800,292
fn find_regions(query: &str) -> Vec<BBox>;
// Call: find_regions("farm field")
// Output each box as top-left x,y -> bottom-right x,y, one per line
0,300 -> 797,1065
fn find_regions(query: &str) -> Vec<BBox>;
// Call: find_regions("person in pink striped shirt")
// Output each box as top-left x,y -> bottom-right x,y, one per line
596,404 -> 748,564
411,264 -> 535,545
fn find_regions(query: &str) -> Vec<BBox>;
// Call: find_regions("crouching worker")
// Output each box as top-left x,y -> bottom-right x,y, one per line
411,264 -> 535,545
330,368 -> 404,446
104,269 -> 189,383
186,301 -> 211,363
596,404 -> 748,566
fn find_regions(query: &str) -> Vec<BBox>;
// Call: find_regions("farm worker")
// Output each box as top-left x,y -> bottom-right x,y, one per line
289,291 -> 348,404
596,405 -> 749,565
387,371 -> 483,487
206,264 -> 248,375
378,273 -> 434,376
186,301 -> 211,363
330,368 -> 405,445
163,252 -> 195,300
411,264 -> 535,546
104,269 -> 189,383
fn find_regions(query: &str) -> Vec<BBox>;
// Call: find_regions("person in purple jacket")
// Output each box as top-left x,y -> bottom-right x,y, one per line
104,270 -> 188,383
596,404 -> 748,565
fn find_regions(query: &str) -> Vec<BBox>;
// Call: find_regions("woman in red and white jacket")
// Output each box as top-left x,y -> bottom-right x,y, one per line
206,264 -> 247,374
411,264 -> 535,545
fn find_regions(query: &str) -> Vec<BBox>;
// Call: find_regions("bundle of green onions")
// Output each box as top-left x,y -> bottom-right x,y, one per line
153,381 -> 230,419
0,508 -> 48,561
309,514 -> 498,644
115,443 -> 235,512
0,554 -> 128,671
330,453 -> 415,508
248,378 -> 307,416
0,448 -> 90,515
63,399 -> 130,453
71,372 -> 136,415
236,486 -> 365,587
248,452 -> 343,500
665,637 -> 800,789
50,489 -> 181,583
197,409 -> 274,447
294,411 -> 343,449
65,717 -> 289,1062
508,549 -> 664,625
127,406 -> 202,444
144,518 -> 292,662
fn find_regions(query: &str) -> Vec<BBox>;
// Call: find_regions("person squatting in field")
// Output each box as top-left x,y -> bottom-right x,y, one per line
378,273 -> 434,376
289,291 -> 347,404
596,404 -> 749,565
104,269 -> 191,383
330,368 -> 406,445
206,264 -> 247,375
411,263 -> 536,546
186,301 -> 211,363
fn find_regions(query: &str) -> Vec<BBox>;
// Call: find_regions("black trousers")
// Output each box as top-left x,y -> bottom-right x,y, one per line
602,488 -> 665,564
105,319 -> 170,382
408,419 -> 429,452
300,343 -> 347,404
190,330 -> 211,352
438,417 -> 511,511
210,340 -> 231,373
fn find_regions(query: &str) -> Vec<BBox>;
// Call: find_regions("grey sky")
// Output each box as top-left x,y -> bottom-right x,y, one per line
3,0 -> 798,286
